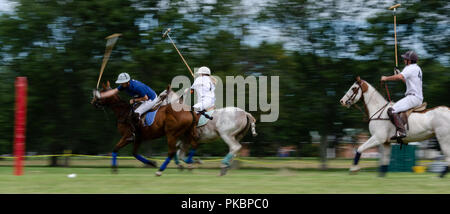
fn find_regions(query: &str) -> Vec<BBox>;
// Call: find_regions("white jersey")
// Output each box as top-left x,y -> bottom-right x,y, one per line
191,76 -> 215,110
401,63 -> 423,101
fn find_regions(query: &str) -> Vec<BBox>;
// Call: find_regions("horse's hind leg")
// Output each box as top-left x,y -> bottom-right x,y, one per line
132,141 -> 157,168
175,140 -> 187,171
184,134 -> 199,166
435,129 -> 450,178
219,133 -> 242,176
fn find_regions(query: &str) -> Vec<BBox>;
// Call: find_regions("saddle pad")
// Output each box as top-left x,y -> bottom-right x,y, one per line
197,110 -> 214,127
144,108 -> 159,127
406,102 -> 427,117
401,102 -> 427,131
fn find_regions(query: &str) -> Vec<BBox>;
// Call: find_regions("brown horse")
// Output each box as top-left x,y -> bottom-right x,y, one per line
91,81 -> 199,176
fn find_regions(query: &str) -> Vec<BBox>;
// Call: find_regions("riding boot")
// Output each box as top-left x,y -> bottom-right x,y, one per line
387,108 -> 406,139
129,112 -> 141,141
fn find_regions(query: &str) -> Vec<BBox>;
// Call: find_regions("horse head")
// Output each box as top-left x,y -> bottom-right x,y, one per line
158,84 -> 183,105
91,81 -> 122,108
340,76 -> 369,108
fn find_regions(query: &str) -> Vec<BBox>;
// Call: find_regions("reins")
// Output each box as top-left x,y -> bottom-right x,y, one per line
98,99 -> 132,124
350,80 -> 391,123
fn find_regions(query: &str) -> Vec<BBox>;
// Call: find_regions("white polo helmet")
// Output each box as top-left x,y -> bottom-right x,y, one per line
196,66 -> 211,75
115,72 -> 131,84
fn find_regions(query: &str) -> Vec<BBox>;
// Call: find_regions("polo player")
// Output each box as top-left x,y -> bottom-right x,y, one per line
381,50 -> 423,139
95,72 -> 158,138
190,66 -> 216,120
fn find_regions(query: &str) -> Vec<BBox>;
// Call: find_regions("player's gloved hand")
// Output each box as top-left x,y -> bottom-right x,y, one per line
93,89 -> 101,99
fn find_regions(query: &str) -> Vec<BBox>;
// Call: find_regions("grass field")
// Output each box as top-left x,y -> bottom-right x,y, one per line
0,158 -> 449,194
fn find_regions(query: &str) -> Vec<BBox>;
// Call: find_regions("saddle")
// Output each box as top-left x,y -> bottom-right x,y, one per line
130,102 -> 158,127
399,102 -> 427,130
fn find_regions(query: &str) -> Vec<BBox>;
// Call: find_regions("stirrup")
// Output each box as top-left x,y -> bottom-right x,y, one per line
395,130 -> 406,139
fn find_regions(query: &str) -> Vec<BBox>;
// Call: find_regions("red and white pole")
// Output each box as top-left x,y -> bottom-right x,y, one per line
14,77 -> 27,176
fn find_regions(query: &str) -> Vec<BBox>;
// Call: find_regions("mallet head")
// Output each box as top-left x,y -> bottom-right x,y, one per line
162,28 -> 171,38
388,4 -> 401,10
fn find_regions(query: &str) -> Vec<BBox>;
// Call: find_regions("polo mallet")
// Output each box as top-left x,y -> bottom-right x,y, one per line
389,4 -> 401,74
96,33 -> 122,89
162,28 -> 195,78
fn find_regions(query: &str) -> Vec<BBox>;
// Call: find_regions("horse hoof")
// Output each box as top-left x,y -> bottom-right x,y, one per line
349,166 -> 360,174
177,164 -> 185,171
111,168 -> 118,174
219,167 -> 229,176
187,164 -> 194,171
194,158 -> 203,165
155,171 -> 163,176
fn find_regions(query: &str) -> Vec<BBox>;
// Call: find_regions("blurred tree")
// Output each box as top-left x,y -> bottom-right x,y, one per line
0,0 -> 448,160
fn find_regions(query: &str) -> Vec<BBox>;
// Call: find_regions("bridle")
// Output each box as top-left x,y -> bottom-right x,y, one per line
93,95 -> 132,124
347,80 -> 390,122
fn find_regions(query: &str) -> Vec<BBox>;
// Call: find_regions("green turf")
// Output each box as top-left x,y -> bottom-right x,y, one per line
0,166 -> 448,194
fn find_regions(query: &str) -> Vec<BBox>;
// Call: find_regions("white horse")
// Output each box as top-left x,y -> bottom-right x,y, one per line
340,76 -> 450,177
177,106 -> 257,175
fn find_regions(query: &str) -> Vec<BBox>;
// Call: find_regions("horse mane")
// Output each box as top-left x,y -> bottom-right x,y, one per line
362,80 -> 389,104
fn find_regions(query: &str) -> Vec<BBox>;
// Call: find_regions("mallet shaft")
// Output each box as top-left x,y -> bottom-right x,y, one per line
394,15 -> 398,67
167,34 -> 195,78
389,4 -> 401,68
96,33 -> 121,89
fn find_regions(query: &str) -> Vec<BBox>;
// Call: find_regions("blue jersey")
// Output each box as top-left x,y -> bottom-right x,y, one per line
117,79 -> 157,100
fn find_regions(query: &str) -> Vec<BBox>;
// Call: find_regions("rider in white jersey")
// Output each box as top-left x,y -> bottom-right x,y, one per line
191,66 -> 216,120
381,50 -> 423,139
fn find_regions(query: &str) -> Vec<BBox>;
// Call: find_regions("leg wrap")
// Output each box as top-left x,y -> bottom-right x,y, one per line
184,149 -> 196,164
159,156 -> 172,172
353,152 -> 361,165
439,166 -> 449,178
134,154 -> 151,165
112,152 -> 118,167
221,153 -> 234,166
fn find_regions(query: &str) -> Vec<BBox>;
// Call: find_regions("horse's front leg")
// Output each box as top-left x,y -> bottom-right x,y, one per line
111,136 -> 133,174
378,142 -> 391,177
350,135 -> 384,174
175,140 -> 186,170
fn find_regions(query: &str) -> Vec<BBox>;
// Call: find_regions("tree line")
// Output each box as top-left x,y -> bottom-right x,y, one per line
0,0 -> 448,157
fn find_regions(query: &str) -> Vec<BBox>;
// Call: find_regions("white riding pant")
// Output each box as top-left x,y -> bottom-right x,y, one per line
135,99 -> 158,116
392,95 -> 422,113
193,97 -> 215,111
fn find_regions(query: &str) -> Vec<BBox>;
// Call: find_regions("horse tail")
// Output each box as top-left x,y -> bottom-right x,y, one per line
245,112 -> 257,137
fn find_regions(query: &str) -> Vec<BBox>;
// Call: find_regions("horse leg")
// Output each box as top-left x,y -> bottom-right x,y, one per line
378,142 -> 391,177
435,128 -> 450,178
175,139 -> 187,171
350,135 -> 384,174
219,133 -> 242,176
132,141 -> 157,168
111,136 -> 133,174
184,134 -> 200,170
156,135 -> 178,176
